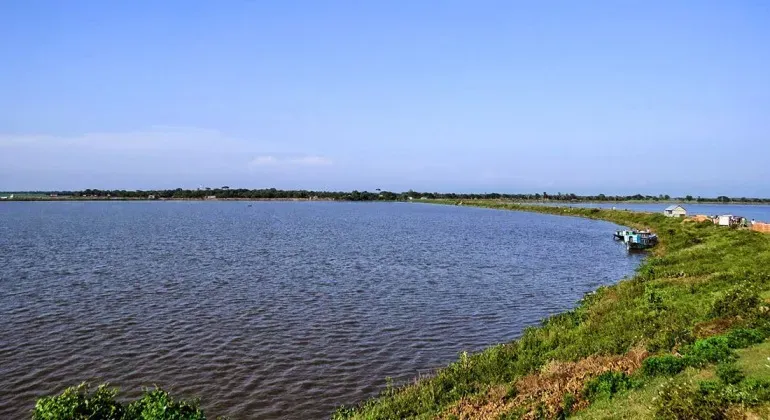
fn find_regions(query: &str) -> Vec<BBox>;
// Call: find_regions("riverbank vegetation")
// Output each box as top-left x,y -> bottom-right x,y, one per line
32,384 -> 205,420
334,200 -> 770,419
3,189 -> 770,203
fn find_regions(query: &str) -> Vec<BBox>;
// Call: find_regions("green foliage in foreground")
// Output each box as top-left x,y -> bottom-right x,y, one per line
642,326 -> 770,377
583,371 -> 642,402
334,201 -> 770,419
33,384 -> 206,420
654,375 -> 770,419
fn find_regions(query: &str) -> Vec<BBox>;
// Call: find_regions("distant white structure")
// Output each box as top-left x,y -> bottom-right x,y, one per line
718,215 -> 733,226
664,205 -> 687,218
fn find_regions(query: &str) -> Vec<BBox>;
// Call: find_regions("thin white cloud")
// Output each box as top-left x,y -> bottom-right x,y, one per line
290,155 -> 332,165
249,156 -> 280,166
249,155 -> 332,167
0,127 -> 332,187
0,126 -> 267,152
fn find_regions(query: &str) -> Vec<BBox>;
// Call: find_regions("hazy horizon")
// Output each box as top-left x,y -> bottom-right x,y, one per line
2,1 -> 768,195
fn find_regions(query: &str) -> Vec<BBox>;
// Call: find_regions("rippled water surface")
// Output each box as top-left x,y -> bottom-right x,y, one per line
0,202 -> 644,419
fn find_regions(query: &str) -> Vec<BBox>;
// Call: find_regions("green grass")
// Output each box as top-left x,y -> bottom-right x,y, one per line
334,200 -> 770,419
736,341 -> 770,381
576,341 -> 770,420
571,371 -> 701,420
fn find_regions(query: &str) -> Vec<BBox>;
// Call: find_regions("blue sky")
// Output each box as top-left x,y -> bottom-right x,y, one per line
1,1 -> 768,195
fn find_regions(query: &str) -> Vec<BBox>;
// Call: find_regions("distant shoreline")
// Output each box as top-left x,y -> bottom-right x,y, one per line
0,197 -> 338,202
1,197 -> 769,205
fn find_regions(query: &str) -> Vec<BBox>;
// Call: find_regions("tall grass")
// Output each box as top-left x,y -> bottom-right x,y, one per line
334,200 -> 770,419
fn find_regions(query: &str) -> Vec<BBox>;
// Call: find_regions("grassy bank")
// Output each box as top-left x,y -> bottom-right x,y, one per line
334,200 -> 770,419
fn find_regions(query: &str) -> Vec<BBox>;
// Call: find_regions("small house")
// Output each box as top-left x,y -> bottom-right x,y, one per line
664,205 -> 687,218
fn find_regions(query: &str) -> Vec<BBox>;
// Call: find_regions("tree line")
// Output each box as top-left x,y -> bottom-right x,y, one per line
4,188 -> 770,203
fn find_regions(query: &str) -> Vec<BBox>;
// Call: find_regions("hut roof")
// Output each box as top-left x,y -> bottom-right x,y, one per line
665,205 -> 686,211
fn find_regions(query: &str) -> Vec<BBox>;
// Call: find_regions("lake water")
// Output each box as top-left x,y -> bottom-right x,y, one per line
531,202 -> 770,222
0,202 -> 644,419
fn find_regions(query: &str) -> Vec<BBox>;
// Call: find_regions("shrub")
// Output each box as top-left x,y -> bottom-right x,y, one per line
583,371 -> 639,401
643,355 -> 688,376
33,383 -> 206,420
125,388 -> 205,419
653,379 -> 726,420
710,285 -> 761,318
33,384 -> 124,420
684,336 -> 735,366
736,379 -> 770,405
558,393 -> 576,418
715,363 -> 745,385
725,328 -> 766,349
698,378 -> 770,407
647,322 -> 694,354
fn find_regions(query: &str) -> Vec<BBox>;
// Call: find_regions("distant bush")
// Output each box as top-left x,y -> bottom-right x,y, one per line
655,377 -> 770,419
643,328 -> 768,381
642,355 -> 688,376
684,336 -> 736,367
715,363 -> 745,385
725,328 -> 766,349
710,285 -> 762,318
561,393 -> 577,415
654,379 -> 726,420
33,383 -> 206,420
582,371 -> 639,401
731,379 -> 770,405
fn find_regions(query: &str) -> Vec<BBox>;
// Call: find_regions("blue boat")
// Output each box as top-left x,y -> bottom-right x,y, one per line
614,229 -> 658,250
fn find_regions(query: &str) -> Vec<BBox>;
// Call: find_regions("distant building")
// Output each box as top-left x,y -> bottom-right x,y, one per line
205,195 -> 217,200
664,205 -> 687,218
718,215 -> 734,226
147,195 -> 156,200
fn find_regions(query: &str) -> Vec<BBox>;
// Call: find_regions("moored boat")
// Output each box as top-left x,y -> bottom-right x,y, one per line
614,229 -> 658,250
